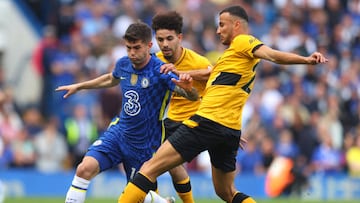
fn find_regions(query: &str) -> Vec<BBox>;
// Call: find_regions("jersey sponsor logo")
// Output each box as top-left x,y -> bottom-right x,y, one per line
141,78 -> 149,88
124,90 -> 141,116
131,74 -> 138,85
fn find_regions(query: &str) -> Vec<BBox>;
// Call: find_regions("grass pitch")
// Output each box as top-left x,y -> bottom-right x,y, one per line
3,197 -> 359,203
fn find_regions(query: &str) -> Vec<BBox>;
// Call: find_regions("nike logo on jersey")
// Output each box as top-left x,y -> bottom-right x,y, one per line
120,76 -> 126,80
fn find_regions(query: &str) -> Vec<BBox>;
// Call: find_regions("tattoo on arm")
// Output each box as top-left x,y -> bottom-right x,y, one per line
174,86 -> 199,101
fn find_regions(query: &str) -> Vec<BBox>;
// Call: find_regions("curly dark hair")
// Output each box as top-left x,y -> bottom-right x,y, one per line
151,11 -> 183,34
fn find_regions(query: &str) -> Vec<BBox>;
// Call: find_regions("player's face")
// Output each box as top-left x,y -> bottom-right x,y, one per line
155,29 -> 182,63
217,12 -> 235,46
125,40 -> 152,69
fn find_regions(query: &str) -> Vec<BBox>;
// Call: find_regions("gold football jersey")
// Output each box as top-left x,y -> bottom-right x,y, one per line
196,34 -> 263,130
157,48 -> 211,121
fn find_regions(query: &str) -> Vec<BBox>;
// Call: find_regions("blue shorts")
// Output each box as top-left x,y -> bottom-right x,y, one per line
86,125 -> 157,181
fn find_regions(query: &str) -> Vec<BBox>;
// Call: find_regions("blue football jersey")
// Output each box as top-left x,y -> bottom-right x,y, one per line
110,54 -> 177,151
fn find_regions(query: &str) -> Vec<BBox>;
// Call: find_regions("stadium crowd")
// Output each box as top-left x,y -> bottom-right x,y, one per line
0,0 -> 360,182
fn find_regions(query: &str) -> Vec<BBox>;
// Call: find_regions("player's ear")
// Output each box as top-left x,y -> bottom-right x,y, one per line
178,33 -> 183,41
148,41 -> 153,49
234,19 -> 242,29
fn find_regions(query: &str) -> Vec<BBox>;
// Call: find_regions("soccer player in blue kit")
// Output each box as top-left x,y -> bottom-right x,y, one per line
56,22 -> 198,203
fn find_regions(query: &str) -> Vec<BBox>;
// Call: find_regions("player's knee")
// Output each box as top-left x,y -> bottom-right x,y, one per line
140,160 -> 151,172
76,160 -> 99,179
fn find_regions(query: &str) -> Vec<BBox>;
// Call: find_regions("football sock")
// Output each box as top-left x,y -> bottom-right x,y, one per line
173,176 -> 194,203
118,172 -> 156,203
143,190 -> 169,203
65,175 -> 90,203
232,192 -> 256,203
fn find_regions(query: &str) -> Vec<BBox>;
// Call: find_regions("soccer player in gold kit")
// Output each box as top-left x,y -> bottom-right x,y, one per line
151,11 -> 211,203
118,5 -> 328,203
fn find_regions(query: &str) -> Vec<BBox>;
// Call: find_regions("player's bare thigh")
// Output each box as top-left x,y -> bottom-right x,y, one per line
140,140 -> 184,182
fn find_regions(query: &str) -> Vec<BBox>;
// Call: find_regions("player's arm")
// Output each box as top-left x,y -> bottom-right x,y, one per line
253,45 -> 328,65
160,64 -> 212,81
55,73 -> 120,98
177,66 -> 212,81
172,73 -> 199,101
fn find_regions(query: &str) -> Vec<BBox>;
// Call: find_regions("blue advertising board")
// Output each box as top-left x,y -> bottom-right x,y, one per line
1,169 -> 360,200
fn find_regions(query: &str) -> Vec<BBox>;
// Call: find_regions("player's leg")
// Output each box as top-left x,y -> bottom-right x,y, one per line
65,156 -> 100,203
122,146 -> 174,203
212,167 -> 255,203
164,119 -> 195,203
169,165 -> 194,203
209,127 -> 256,203
65,129 -> 120,203
118,140 -> 185,203
118,116 -> 207,203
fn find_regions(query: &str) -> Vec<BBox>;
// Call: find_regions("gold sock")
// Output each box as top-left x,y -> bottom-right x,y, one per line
118,182 -> 147,203
175,177 -> 194,203
242,197 -> 256,203
232,192 -> 256,203
177,191 -> 195,203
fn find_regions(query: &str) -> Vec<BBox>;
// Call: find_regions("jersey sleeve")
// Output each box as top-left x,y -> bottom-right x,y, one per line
112,57 -> 127,79
233,35 -> 263,58
152,55 -> 178,91
162,71 -> 178,91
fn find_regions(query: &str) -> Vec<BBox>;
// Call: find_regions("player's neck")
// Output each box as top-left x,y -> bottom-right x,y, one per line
170,47 -> 183,64
133,54 -> 151,70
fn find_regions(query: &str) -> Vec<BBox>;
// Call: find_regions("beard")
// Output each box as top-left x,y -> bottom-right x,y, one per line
163,54 -> 174,62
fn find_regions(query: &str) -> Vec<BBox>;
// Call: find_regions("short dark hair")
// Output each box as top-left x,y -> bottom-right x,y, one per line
124,21 -> 152,43
151,11 -> 183,34
220,5 -> 249,22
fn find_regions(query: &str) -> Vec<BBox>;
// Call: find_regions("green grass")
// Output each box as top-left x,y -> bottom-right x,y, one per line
3,197 -> 360,203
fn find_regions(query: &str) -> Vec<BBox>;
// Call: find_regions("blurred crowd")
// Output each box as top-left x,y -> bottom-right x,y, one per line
0,0 -> 360,181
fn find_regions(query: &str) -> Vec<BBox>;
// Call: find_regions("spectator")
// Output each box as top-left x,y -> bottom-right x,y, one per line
0,89 -> 23,145
64,103 -> 98,167
346,132 -> 360,177
311,132 -> 343,175
236,136 -> 264,175
10,128 -> 36,168
260,135 -> 276,171
32,25 -> 59,119
0,136 -> 13,169
21,106 -> 44,137
33,116 -> 68,173
275,128 -> 299,159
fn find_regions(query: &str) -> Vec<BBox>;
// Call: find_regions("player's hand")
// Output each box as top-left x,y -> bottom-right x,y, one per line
171,73 -> 193,92
239,137 -> 247,150
308,52 -> 328,64
55,84 -> 79,98
160,63 -> 179,75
